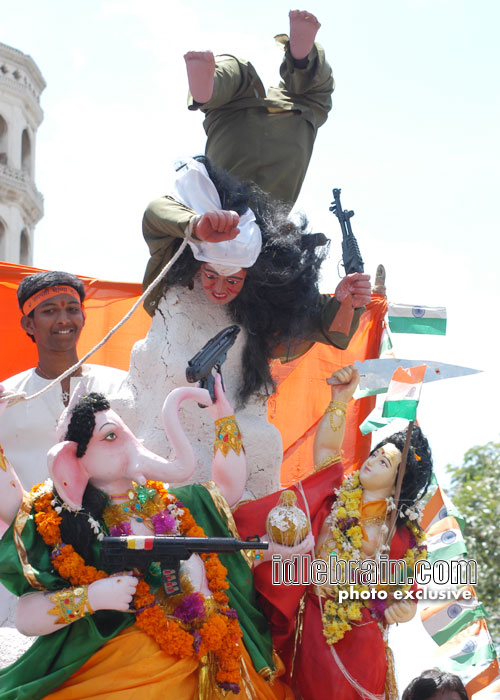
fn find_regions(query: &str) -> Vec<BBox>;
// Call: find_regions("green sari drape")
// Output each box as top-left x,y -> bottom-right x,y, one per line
0,484 -> 274,699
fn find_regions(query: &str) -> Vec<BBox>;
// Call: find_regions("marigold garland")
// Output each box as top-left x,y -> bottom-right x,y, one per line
31,480 -> 243,692
320,473 -> 427,646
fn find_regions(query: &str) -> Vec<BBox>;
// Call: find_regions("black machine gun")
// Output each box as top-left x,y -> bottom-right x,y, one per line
101,534 -> 268,596
330,188 -> 364,275
185,324 -> 240,402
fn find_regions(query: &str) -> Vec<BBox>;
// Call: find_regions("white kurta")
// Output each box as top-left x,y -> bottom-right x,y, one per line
0,364 -> 126,490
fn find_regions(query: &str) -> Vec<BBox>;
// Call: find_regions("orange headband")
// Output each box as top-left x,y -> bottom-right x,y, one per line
22,285 -> 82,315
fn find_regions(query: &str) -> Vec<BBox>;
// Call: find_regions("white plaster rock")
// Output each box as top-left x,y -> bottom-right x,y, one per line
113,282 -> 283,499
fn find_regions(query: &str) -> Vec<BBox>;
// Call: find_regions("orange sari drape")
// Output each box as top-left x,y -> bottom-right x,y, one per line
48,625 -> 293,700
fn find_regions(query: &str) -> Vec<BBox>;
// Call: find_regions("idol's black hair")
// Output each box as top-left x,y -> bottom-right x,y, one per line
65,393 -> 110,458
372,424 -> 433,528
58,393 -> 111,561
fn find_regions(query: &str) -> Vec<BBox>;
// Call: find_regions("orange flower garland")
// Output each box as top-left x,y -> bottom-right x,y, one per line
31,480 -> 244,692
33,486 -> 107,586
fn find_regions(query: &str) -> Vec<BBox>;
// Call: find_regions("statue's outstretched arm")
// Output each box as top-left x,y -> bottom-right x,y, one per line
16,576 -> 138,637
313,365 -> 359,468
207,374 -> 247,507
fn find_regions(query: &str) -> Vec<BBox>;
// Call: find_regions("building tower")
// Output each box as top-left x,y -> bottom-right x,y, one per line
0,42 -> 45,265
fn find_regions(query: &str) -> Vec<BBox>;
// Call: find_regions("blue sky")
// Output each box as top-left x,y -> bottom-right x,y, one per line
2,0 -> 500,687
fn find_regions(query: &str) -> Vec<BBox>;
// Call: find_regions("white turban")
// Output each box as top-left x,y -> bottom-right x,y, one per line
171,159 -> 262,275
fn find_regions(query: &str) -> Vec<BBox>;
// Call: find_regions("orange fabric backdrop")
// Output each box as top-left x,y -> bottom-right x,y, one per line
1,262 -> 386,487
0,262 -> 151,379
269,295 -> 388,486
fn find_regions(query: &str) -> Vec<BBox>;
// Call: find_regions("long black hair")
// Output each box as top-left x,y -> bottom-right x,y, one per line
372,424 -> 433,528
163,156 -> 329,405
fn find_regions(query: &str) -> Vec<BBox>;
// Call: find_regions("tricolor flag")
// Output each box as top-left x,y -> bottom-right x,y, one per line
472,669 -> 500,699
425,515 -> 467,563
359,405 -> 397,435
379,323 -> 395,359
388,303 -> 447,335
438,620 -> 497,692
125,536 -> 154,550
418,482 -> 498,696
421,478 -> 465,533
381,365 -> 426,421
421,587 -> 488,646
355,322 -> 395,400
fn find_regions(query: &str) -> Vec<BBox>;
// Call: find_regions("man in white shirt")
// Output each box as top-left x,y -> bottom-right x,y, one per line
0,270 -> 126,491
0,270 -> 126,649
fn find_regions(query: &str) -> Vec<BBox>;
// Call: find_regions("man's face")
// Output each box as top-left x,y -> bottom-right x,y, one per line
200,264 -> 247,305
359,443 -> 402,492
21,293 -> 85,352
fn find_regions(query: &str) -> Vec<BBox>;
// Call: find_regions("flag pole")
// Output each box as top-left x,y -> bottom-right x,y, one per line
385,420 -> 414,546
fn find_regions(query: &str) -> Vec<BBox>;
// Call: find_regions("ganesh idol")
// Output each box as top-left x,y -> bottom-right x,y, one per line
0,378 -> 295,699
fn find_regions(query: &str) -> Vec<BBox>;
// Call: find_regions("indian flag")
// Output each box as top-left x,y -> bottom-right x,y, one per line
359,405 -> 397,435
379,323 -> 395,359
355,322 -> 395,400
419,482 -> 499,696
421,586 -> 488,645
439,620 -> 497,679
421,479 -> 466,532
381,365 -> 426,420
388,303 -> 447,335
472,668 -> 500,699
425,515 -> 467,563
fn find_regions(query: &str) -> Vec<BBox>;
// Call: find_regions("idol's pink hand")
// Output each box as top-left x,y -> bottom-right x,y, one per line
205,373 -> 234,420
88,576 -> 138,612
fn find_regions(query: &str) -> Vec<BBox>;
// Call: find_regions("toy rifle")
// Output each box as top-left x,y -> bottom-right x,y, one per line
328,188 -> 365,334
101,534 -> 268,596
330,188 -> 365,275
185,324 -> 240,402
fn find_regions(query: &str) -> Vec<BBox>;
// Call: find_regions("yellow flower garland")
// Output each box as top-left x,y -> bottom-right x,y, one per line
320,473 -> 427,645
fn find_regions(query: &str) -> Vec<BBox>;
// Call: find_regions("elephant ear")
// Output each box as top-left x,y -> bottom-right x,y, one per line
47,441 -> 89,510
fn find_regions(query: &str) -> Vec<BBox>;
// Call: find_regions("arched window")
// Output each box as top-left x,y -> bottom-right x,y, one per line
20,229 -> 30,265
0,220 -> 6,260
21,129 -> 31,173
0,115 -> 7,164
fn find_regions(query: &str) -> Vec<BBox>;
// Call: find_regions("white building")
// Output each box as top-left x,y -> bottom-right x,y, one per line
0,42 -> 45,265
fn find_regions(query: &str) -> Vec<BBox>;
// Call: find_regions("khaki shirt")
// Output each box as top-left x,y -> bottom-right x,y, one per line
142,196 -> 363,356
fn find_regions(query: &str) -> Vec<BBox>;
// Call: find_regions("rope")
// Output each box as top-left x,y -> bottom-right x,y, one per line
0,232 -> 192,408
385,419 -> 414,546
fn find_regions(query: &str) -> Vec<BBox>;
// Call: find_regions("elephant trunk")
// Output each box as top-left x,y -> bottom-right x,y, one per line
161,386 -> 211,483
132,443 -> 177,484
